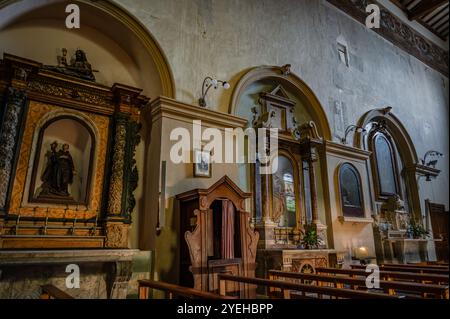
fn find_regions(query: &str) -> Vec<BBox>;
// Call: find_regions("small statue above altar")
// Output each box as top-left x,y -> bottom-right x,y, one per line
45,48 -> 98,81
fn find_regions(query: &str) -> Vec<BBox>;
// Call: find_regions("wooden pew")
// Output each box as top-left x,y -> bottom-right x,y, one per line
217,274 -> 404,299
351,264 -> 449,275
382,263 -> 449,270
268,270 -> 449,299
316,267 -> 449,285
409,262 -> 449,267
138,279 -> 235,299
40,285 -> 74,299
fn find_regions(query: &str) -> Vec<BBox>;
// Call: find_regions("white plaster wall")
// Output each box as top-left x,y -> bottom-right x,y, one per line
115,0 -> 449,211
146,114 -> 245,282
0,0 -> 448,258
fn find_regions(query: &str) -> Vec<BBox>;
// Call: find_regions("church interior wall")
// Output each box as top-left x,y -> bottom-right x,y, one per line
116,0 -> 449,209
0,0 -> 448,297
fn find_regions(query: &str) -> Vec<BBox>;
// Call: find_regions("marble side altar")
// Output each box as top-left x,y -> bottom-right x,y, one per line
0,249 -> 141,299
256,249 -> 343,279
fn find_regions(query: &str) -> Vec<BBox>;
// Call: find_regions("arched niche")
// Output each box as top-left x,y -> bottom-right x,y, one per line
355,107 -> 423,221
354,107 -> 418,166
29,116 -> 95,205
271,150 -> 303,229
229,65 -> 331,140
337,163 -> 364,218
0,0 -> 175,98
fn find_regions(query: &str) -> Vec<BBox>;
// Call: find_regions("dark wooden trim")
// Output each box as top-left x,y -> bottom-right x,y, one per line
408,0 -> 448,21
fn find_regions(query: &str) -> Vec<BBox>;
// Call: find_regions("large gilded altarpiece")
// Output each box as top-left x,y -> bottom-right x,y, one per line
0,51 -> 149,298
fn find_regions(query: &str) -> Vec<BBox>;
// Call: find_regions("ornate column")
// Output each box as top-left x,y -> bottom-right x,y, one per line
302,146 -> 319,224
297,122 -> 327,246
107,114 -> 128,218
0,87 -> 27,211
253,111 -> 278,249
105,85 -> 148,248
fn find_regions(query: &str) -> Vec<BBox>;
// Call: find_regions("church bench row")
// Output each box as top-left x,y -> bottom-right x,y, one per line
408,262 -> 449,267
138,279 -> 235,299
315,267 -> 449,285
40,285 -> 74,299
217,274 -> 404,299
381,263 -> 449,270
268,270 -> 449,299
351,264 -> 449,275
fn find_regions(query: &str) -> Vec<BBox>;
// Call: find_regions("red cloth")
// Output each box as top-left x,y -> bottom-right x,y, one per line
221,200 -> 235,259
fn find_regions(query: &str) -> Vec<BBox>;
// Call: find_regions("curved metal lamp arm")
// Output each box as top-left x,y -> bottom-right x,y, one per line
201,76 -> 214,99
199,76 -> 230,107
341,125 -> 366,145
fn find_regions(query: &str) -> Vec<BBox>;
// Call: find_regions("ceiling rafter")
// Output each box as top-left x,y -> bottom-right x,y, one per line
390,0 -> 449,40
408,0 -> 448,20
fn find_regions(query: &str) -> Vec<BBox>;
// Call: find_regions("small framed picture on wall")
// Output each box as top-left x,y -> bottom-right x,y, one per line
193,149 -> 211,178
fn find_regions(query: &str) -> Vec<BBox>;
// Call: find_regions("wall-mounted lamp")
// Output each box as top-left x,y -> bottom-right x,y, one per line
198,76 -> 230,107
341,125 -> 366,145
421,150 -> 444,168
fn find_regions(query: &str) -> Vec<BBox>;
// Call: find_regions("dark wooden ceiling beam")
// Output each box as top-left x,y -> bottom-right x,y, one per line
408,0 -> 448,21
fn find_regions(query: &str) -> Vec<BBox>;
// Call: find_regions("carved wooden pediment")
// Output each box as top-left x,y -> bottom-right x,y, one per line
176,175 -> 251,211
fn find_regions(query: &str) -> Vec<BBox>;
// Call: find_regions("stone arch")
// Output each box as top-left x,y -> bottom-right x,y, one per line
229,65 -> 332,140
0,0 -> 175,98
356,107 -> 423,222
355,107 -> 419,166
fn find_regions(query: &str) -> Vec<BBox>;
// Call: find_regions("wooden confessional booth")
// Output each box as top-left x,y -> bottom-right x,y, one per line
176,176 -> 259,297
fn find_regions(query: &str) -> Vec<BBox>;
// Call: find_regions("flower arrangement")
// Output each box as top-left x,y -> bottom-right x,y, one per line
406,219 -> 430,239
301,224 -> 320,249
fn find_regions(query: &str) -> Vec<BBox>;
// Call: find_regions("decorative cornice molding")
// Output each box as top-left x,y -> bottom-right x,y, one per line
150,96 -> 248,129
405,163 -> 441,178
324,140 -> 372,161
327,0 -> 449,77
1,53 -> 149,117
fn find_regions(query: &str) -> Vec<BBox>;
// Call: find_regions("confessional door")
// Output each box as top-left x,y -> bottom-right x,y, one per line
177,176 -> 258,297
206,200 -> 242,295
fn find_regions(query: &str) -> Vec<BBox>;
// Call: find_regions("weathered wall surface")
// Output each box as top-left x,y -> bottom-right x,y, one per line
116,0 -> 448,209
0,0 -> 448,285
